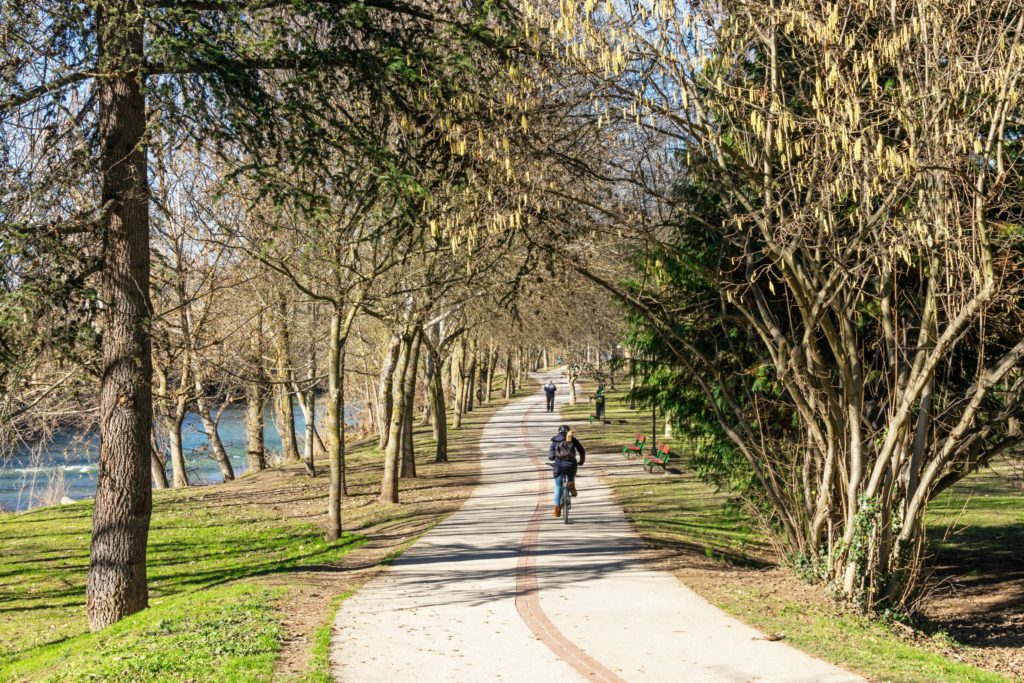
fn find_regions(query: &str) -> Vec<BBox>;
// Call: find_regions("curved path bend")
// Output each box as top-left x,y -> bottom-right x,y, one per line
331,373 -> 863,682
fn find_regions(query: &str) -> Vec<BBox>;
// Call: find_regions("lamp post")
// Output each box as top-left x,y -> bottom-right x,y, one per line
651,403 -> 657,456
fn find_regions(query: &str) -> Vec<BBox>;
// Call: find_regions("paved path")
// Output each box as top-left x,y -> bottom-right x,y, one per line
331,373 -> 863,682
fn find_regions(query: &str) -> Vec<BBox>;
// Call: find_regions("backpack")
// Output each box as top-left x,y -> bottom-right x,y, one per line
554,438 -> 575,461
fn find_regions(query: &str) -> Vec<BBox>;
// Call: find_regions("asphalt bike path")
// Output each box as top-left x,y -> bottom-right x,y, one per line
331,372 -> 863,682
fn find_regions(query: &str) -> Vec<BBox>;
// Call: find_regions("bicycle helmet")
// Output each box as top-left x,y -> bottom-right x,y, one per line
558,424 -> 570,435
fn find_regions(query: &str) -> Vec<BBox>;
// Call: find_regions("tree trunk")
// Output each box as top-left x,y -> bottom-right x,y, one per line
162,353 -> 192,488
150,434 -> 168,490
363,370 -> 377,437
87,1 -> 153,630
380,330 -> 413,503
433,351 -> 448,463
464,338 -> 477,413
326,309 -> 345,540
401,398 -> 415,478
165,411 -> 189,488
273,385 -> 300,462
503,352 -> 513,399
293,302 -> 318,477
377,333 -> 401,450
299,386 -> 317,477
486,343 -> 499,404
906,374 -> 934,509
245,315 -> 268,473
434,357 -> 450,438
452,337 -> 465,429
245,377 -> 268,472
420,349 -> 435,426
271,297 -> 300,462
626,348 -> 636,409
400,330 -> 422,478
473,348 -> 485,405
194,383 -> 234,481
325,297 -> 361,539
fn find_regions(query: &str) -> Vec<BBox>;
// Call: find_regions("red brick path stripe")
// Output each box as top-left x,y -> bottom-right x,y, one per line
514,403 -> 628,683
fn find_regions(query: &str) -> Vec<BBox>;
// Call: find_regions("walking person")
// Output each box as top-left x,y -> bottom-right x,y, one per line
544,381 -> 557,412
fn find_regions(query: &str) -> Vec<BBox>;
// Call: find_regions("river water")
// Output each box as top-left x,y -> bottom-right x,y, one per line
0,404 -> 348,512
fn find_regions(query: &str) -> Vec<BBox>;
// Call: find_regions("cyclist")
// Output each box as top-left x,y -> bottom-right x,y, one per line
548,424 -> 586,517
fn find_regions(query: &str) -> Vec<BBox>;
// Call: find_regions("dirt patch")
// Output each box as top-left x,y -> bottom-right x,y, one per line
916,464 -> 1024,680
922,542 -> 1024,676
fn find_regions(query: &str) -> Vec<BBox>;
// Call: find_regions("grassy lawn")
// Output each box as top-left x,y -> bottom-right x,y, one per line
1,375 -> 528,682
4,582 -> 285,683
560,381 -> 1018,683
0,466 -> 368,679
928,463 -> 1024,562
0,481 -> 363,681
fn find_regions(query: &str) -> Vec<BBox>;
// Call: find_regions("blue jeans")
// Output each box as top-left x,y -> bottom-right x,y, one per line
554,473 -> 575,505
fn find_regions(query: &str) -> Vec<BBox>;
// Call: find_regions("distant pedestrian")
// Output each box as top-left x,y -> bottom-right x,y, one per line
544,381 -> 557,412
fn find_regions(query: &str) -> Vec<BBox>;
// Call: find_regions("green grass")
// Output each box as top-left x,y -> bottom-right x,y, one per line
708,584 -> 1008,683
927,463 -> 1024,558
561,383 -> 1017,683
3,582 -> 283,683
294,590 -> 355,683
0,494 -> 363,681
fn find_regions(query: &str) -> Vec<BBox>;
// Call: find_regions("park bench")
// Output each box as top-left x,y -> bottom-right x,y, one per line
643,443 -> 672,473
621,433 -> 647,458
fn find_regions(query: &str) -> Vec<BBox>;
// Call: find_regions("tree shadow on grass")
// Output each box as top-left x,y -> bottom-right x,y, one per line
0,534 -> 365,614
922,519 -> 1024,652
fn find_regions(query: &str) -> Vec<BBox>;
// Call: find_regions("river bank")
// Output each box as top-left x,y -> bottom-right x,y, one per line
0,404 -> 358,513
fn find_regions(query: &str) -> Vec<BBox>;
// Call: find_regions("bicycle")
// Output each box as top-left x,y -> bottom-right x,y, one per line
559,472 -> 572,524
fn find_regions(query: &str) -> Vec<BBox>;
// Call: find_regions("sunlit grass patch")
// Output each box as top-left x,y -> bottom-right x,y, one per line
2,582 -> 282,682
0,496 -> 363,675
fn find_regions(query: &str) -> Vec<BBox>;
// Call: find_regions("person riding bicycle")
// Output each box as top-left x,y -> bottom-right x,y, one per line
548,425 -> 586,518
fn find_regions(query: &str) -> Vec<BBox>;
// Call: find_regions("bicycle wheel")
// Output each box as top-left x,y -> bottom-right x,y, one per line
562,477 -> 571,524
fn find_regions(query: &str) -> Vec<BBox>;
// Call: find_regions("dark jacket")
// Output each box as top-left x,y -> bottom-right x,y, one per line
548,433 -> 585,477
544,383 -> 557,397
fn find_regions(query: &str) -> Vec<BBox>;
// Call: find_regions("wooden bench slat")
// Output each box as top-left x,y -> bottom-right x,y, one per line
643,443 -> 672,472
622,434 -> 648,458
